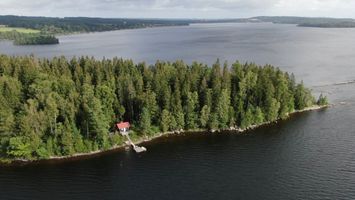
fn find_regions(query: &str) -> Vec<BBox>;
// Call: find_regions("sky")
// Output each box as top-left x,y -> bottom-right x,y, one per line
0,0 -> 354,19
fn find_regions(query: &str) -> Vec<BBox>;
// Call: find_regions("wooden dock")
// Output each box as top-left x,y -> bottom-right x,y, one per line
125,134 -> 147,153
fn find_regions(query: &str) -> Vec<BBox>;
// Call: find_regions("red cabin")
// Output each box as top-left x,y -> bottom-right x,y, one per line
116,122 -> 130,135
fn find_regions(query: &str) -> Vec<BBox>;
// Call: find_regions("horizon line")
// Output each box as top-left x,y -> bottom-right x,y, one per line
1,14 -> 354,21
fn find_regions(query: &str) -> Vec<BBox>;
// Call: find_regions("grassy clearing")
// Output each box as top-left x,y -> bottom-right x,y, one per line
0,26 -> 40,33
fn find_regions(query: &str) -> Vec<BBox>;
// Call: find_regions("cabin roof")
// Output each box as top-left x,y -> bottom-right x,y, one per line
116,122 -> 130,129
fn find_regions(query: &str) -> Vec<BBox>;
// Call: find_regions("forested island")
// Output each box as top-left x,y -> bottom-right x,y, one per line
0,27 -> 59,45
0,31 -> 59,45
0,55 -> 328,163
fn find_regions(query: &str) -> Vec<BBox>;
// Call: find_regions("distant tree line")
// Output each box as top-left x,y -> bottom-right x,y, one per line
0,55 -> 325,160
252,16 -> 355,28
1,15 -> 353,47
0,15 -> 191,34
0,15 -> 192,46
1,16 -> 354,36
298,22 -> 355,28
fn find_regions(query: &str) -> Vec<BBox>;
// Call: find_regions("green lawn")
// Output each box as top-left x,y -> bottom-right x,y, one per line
0,26 -> 40,33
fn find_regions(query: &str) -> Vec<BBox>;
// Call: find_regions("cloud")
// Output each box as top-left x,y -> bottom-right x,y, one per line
0,0 -> 354,18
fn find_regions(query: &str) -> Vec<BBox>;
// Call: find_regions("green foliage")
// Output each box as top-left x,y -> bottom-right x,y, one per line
7,137 -> 32,159
0,103 -> 15,135
265,98 -> 281,122
216,89 -> 231,128
60,122 -> 75,156
0,55 -> 316,160
254,107 -> 265,125
0,30 -> 58,45
109,134 -> 123,146
160,109 -> 171,132
45,137 -> 55,156
13,34 -> 59,45
36,146 -> 50,159
174,111 -> 185,130
208,113 -> 219,130
140,107 -> 152,134
185,92 -> 199,129
241,107 -> 254,129
317,94 -> 329,106
294,82 -> 315,110
0,27 -> 39,33
199,105 -> 211,128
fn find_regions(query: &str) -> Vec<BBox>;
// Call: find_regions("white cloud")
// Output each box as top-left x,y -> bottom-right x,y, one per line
0,0 -> 354,18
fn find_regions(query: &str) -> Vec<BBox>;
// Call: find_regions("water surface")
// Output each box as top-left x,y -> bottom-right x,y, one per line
1,23 -> 355,200
1,23 -> 355,86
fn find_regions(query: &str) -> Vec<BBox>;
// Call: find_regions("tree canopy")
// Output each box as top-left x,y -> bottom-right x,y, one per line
0,31 -> 59,45
0,55 -> 320,160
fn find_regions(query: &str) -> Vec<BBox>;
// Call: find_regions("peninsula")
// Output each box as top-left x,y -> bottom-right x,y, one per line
0,55 -> 328,164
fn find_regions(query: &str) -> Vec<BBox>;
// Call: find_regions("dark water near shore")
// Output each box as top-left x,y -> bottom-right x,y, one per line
1,23 -> 355,199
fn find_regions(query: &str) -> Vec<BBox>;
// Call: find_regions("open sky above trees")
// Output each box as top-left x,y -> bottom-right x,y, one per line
1,0 -> 355,19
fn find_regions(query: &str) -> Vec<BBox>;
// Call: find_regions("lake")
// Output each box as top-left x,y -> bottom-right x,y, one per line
1,23 -> 355,200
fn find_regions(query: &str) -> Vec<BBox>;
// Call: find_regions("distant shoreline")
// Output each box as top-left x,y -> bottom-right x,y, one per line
54,24 -> 190,37
0,105 -> 328,166
2,20 -> 354,47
